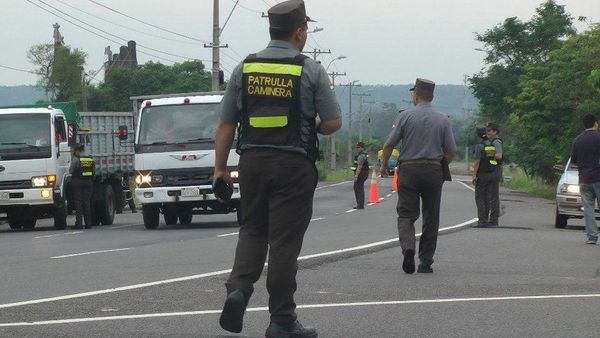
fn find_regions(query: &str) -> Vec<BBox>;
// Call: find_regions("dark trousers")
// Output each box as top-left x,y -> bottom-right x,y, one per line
72,177 -> 93,227
226,149 -> 317,324
396,164 -> 443,267
353,169 -> 369,208
475,170 -> 500,225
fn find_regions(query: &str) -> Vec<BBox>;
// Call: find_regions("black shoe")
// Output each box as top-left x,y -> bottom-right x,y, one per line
84,225 -> 92,229
219,290 -> 246,333
131,210 -> 137,214
487,222 -> 498,227
417,263 -> 433,273
402,249 -> 415,274
353,206 -> 364,209
72,225 -> 83,230
471,222 -> 488,228
265,320 -> 318,338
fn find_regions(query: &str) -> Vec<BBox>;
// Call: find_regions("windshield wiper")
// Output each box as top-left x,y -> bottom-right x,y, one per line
0,142 -> 42,150
179,137 -> 215,144
0,142 -> 27,145
148,141 -> 185,147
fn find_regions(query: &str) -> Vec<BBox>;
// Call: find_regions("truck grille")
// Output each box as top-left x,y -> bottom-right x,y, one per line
150,168 -> 213,187
0,180 -> 31,190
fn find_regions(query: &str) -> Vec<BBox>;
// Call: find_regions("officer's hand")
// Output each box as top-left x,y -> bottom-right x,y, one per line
380,167 -> 389,178
213,170 -> 233,203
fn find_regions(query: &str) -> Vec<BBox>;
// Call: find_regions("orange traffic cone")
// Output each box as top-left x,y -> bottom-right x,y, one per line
391,167 -> 398,192
368,168 -> 380,204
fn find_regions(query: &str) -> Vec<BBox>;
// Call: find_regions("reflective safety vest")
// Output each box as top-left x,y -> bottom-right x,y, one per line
237,54 -> 318,161
351,152 -> 370,172
75,156 -> 95,178
479,138 -> 502,173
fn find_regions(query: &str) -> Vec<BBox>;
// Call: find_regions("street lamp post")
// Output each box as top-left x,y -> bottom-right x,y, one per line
326,55 -> 347,71
326,55 -> 347,171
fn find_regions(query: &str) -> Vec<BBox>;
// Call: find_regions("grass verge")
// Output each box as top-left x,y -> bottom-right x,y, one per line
503,165 -> 555,200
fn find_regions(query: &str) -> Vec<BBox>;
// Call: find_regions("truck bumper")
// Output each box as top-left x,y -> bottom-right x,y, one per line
0,188 -> 56,210
136,184 -> 240,204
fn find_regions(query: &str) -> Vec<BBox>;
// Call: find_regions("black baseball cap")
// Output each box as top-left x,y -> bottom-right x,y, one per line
268,0 -> 316,31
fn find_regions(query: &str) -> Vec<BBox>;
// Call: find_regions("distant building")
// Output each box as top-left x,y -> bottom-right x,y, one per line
104,40 -> 138,78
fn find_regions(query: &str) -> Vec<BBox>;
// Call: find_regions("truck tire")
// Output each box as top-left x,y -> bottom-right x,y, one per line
178,211 -> 193,225
7,209 -> 36,230
554,207 -> 568,229
7,210 -> 22,230
164,209 -> 178,225
22,217 -> 36,230
99,184 -> 115,226
54,200 -> 68,230
143,205 -> 160,229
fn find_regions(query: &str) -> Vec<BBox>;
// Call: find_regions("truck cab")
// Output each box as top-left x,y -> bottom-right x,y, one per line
0,107 -> 70,230
132,92 -> 241,229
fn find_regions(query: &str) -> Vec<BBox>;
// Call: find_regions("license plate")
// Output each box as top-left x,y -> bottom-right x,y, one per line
181,188 -> 200,197
0,192 -> 9,200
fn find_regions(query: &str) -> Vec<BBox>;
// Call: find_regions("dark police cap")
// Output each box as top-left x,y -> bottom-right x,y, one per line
74,143 -> 85,151
268,0 -> 316,31
486,122 -> 500,132
356,142 -> 365,148
409,78 -> 435,94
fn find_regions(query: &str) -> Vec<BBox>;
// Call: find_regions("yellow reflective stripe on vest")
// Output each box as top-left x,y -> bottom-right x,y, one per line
243,63 -> 303,76
80,157 -> 94,176
249,116 -> 288,128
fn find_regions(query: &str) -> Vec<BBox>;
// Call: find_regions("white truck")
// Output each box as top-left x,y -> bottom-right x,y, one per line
131,92 -> 241,229
0,103 -> 135,230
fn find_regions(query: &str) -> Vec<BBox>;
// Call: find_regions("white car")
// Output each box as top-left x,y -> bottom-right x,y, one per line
554,158 -> 600,228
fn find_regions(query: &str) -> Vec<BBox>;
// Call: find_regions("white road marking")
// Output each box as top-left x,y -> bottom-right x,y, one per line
386,193 -> 392,197
34,235 -> 57,239
315,181 -> 351,190
51,248 -> 131,259
1,293 -> 598,327
458,180 -> 475,192
345,209 -> 357,213
217,232 -> 239,238
64,231 -> 84,235
0,218 -> 477,309
310,217 -> 325,222
109,224 -> 137,229
34,231 -> 83,239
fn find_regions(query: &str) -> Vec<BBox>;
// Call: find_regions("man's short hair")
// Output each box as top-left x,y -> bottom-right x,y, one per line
582,113 -> 597,129
269,23 -> 307,41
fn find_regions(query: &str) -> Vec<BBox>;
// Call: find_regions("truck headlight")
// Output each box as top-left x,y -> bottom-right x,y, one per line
135,172 -> 152,186
32,175 -> 56,188
560,184 -> 580,194
230,171 -> 239,179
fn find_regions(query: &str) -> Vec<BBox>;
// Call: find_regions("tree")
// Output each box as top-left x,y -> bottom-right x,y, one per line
509,26 -> 600,182
27,43 -> 54,101
88,60 -> 212,111
51,46 -> 87,103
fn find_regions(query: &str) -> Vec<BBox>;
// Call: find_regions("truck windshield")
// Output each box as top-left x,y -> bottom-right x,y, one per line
0,113 -> 51,160
138,103 -> 221,145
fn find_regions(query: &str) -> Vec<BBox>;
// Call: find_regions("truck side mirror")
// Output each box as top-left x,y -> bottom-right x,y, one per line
117,125 -> 129,141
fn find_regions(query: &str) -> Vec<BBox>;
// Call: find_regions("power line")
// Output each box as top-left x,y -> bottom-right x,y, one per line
26,0 -> 178,63
221,0 -> 239,36
37,0 -> 205,61
86,0 -> 210,44
233,0 -> 262,14
52,0 -> 198,45
0,64 -> 37,74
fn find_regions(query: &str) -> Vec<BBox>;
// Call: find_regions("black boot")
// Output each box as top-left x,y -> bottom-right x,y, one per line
402,249 -> 415,274
219,290 -> 247,333
265,320 -> 318,338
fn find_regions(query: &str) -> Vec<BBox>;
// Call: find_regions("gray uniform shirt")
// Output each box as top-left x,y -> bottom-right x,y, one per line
220,40 -> 341,153
69,156 -> 80,175
386,103 -> 457,161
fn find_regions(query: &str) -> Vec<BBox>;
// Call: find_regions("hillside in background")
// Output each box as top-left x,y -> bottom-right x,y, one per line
0,85 -> 46,106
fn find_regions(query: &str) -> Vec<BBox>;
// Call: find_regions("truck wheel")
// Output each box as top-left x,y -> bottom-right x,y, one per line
54,200 -> 68,230
164,209 -> 178,225
100,184 -> 115,226
143,205 -> 160,229
178,211 -> 193,225
22,216 -> 37,230
7,210 -> 23,230
554,207 -> 568,228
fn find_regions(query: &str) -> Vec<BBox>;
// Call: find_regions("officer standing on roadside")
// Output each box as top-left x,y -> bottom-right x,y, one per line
69,144 -> 94,229
351,142 -> 369,209
380,78 -> 456,274
472,122 -> 503,227
213,1 -> 341,336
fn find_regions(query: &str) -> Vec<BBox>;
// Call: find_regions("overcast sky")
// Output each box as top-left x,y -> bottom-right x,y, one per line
1,0 -> 598,87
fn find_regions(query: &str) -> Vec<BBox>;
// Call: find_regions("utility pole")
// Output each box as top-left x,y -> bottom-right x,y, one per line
352,92 -> 371,141
205,0 -> 228,91
328,71 -> 346,171
339,81 -> 361,167
304,48 -> 331,61
462,74 -> 470,174
80,67 -> 88,112
365,100 -> 376,141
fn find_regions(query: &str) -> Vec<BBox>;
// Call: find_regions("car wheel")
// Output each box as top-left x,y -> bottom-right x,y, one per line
143,204 -> 160,229
554,207 -> 568,228
164,209 -> 178,225
178,211 -> 193,225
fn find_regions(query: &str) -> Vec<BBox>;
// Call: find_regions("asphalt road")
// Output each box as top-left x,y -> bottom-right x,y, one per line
0,175 -> 598,337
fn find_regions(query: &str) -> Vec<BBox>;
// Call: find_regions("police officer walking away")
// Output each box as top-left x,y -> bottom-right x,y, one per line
69,144 -> 94,229
380,78 -> 456,274
213,1 -> 342,336
352,142 -> 369,209
472,122 -> 503,227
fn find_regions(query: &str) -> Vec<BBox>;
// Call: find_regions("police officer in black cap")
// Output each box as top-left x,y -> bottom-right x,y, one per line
69,143 -> 95,229
472,122 -> 503,227
352,141 -> 369,209
214,0 -> 341,336
380,78 -> 457,274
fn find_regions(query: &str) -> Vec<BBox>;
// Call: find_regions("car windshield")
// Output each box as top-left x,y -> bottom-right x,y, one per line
0,113 -> 51,148
137,103 -> 221,145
